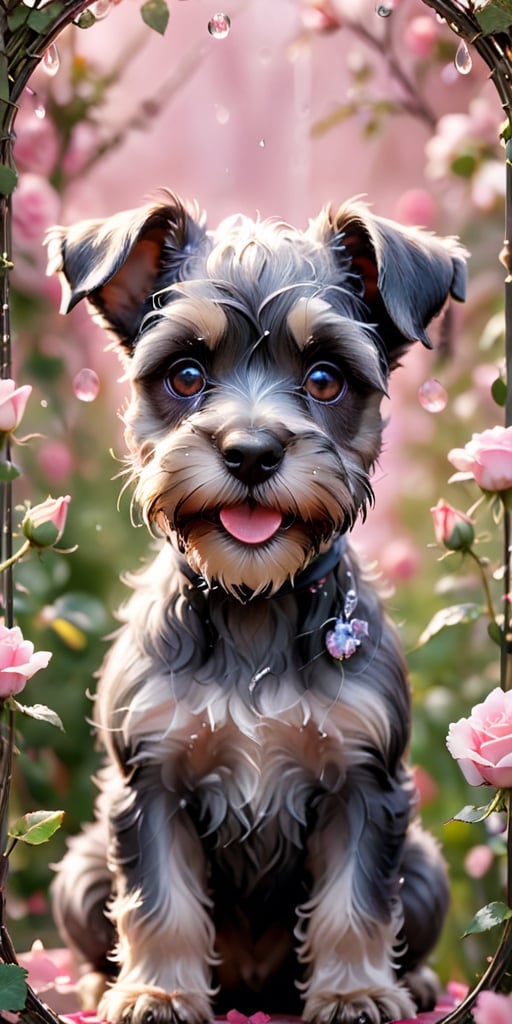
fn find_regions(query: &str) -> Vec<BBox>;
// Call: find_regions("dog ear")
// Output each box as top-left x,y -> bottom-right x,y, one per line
311,200 -> 467,367
46,193 -> 207,352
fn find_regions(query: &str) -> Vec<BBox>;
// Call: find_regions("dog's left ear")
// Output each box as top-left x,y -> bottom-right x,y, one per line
46,193 -> 207,353
310,200 -> 467,366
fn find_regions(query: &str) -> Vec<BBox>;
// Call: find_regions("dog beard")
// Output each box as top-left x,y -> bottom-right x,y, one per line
131,409 -> 373,598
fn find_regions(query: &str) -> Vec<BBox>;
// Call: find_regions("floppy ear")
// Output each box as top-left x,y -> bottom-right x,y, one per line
310,199 -> 467,367
46,192 -> 207,353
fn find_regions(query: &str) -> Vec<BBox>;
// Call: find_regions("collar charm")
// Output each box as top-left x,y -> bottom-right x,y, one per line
325,571 -> 369,661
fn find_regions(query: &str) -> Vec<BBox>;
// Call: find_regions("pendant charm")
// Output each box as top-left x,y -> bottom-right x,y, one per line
325,571 -> 368,661
326,616 -> 369,660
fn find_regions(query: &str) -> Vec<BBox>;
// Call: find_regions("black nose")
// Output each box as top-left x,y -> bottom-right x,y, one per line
219,428 -> 285,486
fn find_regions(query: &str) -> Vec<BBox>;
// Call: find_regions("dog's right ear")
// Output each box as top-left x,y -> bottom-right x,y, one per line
46,193 -> 207,353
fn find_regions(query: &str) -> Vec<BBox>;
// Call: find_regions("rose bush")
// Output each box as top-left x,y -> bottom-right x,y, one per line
448,426 -> 512,493
0,624 -> 52,699
447,687 -> 512,788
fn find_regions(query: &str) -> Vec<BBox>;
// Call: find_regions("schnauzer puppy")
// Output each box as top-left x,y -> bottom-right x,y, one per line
47,193 -> 466,1024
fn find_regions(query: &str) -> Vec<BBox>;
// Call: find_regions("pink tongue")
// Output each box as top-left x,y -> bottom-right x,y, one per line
220,504 -> 282,544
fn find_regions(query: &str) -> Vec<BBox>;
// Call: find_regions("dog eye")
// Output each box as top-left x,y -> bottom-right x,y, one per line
164,360 -> 206,399
303,363 -> 347,404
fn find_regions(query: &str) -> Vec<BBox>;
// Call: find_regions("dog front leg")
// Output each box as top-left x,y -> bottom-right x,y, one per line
98,768 -> 216,1024
298,764 -> 417,1024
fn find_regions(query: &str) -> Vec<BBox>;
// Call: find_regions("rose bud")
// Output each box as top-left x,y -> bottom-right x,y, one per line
0,378 -> 32,434
431,499 -> 475,552
22,495 -> 71,549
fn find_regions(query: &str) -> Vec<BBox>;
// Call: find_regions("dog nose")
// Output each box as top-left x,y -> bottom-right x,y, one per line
219,428 -> 285,486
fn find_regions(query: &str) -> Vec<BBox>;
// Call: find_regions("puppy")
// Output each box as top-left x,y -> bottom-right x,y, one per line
47,194 -> 466,1024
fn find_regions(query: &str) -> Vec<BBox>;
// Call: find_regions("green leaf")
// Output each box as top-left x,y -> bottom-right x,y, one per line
417,603 -> 484,647
488,619 -> 504,646
452,801 -> 504,824
7,5 -> 29,31
0,459 -> 21,481
463,900 -> 512,937
0,163 -> 18,198
0,54 -> 9,104
27,2 -> 64,32
312,103 -> 357,138
7,809 -> 64,846
451,153 -> 477,179
12,700 -> 64,731
491,376 -> 507,407
476,0 -> 512,34
0,964 -> 28,1011
141,0 -> 170,34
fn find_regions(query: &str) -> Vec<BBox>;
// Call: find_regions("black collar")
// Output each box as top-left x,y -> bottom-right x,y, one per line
177,535 -> 347,598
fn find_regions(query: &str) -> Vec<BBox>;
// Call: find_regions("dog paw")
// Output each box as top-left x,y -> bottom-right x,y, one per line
302,985 -> 416,1024
76,970 -> 112,1011
400,965 -> 439,1012
97,985 -> 211,1024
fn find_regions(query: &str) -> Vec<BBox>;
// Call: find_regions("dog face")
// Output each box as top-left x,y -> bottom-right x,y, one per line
47,194 -> 465,598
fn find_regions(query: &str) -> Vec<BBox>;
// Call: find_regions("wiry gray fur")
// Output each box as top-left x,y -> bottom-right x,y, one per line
48,194 -> 465,1024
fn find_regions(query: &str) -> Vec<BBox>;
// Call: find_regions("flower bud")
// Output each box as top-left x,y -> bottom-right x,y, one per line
0,378 -> 32,434
431,499 -> 475,551
22,495 -> 70,549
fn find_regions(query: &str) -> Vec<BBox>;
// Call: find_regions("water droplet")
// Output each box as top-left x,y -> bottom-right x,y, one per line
73,367 -> 100,402
455,40 -> 472,75
208,12 -> 231,38
42,43 -> 60,77
258,138 -> 265,148
375,2 -> 393,16
418,379 -> 448,413
87,0 -> 112,18
33,99 -> 46,120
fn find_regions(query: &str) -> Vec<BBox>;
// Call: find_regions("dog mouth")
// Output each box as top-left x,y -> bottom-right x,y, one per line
219,503 -> 283,544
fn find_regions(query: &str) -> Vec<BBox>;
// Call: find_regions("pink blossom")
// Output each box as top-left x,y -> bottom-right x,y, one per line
473,990 -> 512,1024
464,844 -> 494,879
403,16 -> 439,59
14,107 -> 59,176
0,378 -> 32,433
37,441 -> 74,483
430,499 -> 475,551
448,426 -> 512,493
12,173 -> 61,247
0,624 -> 52,699
22,495 -> 71,548
393,188 -> 437,229
447,687 -> 512,788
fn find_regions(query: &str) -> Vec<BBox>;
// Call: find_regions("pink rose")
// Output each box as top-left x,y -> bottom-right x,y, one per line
0,624 -> 52,699
22,495 -> 71,548
0,378 -> 32,433
448,426 -> 512,493
473,990 -> 512,1024
447,687 -> 512,788
431,499 -> 475,551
